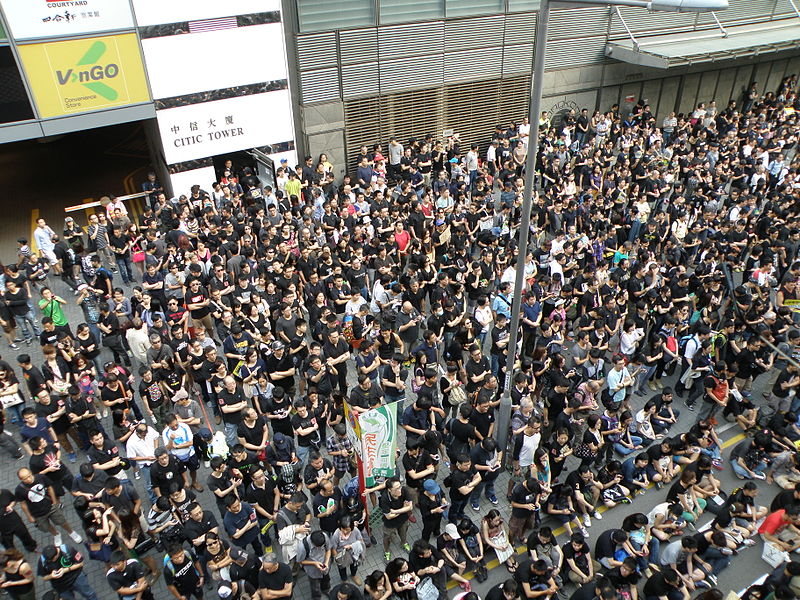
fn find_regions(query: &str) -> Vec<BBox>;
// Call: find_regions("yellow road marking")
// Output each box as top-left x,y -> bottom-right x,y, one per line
29,208 -> 39,253
444,431 -> 747,588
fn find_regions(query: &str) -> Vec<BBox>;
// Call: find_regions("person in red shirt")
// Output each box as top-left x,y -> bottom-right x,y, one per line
394,223 -> 411,256
759,505 -> 800,552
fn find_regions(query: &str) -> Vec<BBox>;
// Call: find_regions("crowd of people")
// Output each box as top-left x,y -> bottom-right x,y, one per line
0,75 -> 799,600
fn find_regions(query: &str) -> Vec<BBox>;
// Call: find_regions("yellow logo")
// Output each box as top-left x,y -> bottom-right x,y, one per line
18,33 -> 150,118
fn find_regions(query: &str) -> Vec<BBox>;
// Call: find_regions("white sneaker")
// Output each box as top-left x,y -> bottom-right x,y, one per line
53,533 -> 62,547
69,531 -> 83,543
582,514 -> 591,527
203,460 -> 211,468
579,527 -> 590,537
592,511 -> 603,520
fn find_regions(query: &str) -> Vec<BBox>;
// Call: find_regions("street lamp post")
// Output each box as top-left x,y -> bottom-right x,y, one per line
495,0 -> 728,453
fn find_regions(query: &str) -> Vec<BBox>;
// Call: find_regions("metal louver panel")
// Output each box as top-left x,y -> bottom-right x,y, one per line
508,0 -> 540,12
382,89 -> 445,146
498,75 -> 532,125
502,42 -> 534,74
296,32 -> 338,71
299,68 -> 341,104
773,0 -> 796,20
443,79 -> 502,146
609,6 -> 695,37
444,15 -> 505,51
344,97 -> 383,169
339,28 -> 379,65
380,0 -> 444,24
297,0 -> 375,32
445,0 -> 504,18
379,21 -> 445,59
444,47 -> 502,83
696,0 -> 776,25
342,75 -> 532,174
342,62 -> 380,98
343,89 -> 444,172
379,54 -> 444,92
504,12 -> 536,45
548,7 -> 608,39
545,36 -> 606,69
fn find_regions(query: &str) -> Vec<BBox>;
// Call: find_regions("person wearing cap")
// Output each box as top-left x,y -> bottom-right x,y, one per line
38,543 -> 98,600
435,522 -> 472,591
217,578 -> 257,600
419,478 -> 448,542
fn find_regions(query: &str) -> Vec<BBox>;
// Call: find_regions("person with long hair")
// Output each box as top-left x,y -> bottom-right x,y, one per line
384,557 -> 419,600
0,548 -> 35,600
481,509 -> 518,573
116,507 -> 159,581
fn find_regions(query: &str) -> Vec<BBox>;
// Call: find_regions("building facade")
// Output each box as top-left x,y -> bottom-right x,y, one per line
0,0 -> 799,193
288,0 -> 800,178
0,0 -> 298,193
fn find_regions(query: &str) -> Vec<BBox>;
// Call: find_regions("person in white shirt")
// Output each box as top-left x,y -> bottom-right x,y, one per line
344,291 -> 368,316
125,318 -> 151,365
162,412 -> 203,491
34,218 -> 57,265
125,422 -> 160,502
518,117 -> 531,148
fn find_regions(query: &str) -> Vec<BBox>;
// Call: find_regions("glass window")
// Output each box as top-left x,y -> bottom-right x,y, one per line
508,0 -> 540,11
445,0 -> 503,18
297,0 -> 375,32
0,48 -> 34,123
380,0 -> 444,24
0,20 -> 6,40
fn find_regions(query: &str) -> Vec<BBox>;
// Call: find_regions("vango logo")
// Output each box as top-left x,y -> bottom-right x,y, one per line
54,40 -> 119,100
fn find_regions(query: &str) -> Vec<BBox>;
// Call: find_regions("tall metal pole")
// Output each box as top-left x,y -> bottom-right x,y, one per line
497,0 -> 551,454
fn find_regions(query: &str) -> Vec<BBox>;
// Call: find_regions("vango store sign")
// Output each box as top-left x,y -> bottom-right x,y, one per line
18,34 -> 150,118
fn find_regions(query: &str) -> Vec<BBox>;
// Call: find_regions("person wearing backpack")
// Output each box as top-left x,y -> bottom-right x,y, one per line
694,362 -> 733,424
163,544 -> 204,600
673,326 -> 712,398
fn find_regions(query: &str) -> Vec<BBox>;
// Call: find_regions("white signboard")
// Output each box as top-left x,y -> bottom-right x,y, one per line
1,0 -> 134,40
142,24 -> 287,100
156,90 -> 294,165
132,0 -> 278,26
169,165 -> 218,198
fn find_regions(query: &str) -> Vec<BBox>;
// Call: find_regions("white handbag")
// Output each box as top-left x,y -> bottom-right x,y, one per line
761,541 -> 790,568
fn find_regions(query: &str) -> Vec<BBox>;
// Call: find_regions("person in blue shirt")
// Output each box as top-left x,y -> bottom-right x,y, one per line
223,495 -> 262,556
19,407 -> 56,453
492,282 -> 513,321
